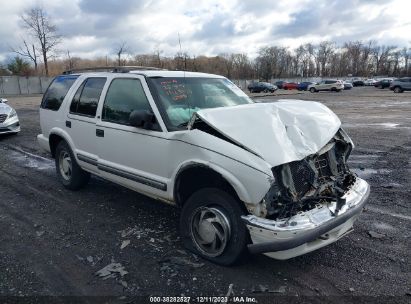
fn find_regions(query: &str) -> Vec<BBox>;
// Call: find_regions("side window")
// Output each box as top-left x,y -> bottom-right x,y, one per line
70,78 -> 106,117
102,78 -> 151,125
41,75 -> 78,111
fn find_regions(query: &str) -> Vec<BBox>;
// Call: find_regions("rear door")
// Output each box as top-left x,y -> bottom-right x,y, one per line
66,77 -> 107,173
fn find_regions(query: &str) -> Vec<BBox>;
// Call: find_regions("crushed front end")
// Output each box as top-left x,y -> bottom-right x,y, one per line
242,129 -> 370,259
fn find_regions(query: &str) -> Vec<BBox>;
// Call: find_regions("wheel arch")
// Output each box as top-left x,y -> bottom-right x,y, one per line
48,128 -> 75,158
173,162 -> 251,211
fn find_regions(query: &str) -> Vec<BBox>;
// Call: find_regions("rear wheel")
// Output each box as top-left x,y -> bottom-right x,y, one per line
393,87 -> 403,93
180,188 -> 249,265
55,141 -> 90,190
310,87 -> 316,93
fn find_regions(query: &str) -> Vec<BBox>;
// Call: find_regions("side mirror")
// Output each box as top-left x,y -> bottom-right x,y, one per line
0,98 -> 8,103
129,110 -> 155,129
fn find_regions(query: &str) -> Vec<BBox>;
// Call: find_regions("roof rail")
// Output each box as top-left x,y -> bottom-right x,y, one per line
62,66 -> 165,75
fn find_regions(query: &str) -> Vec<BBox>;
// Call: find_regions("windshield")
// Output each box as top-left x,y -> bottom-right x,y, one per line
150,77 -> 253,129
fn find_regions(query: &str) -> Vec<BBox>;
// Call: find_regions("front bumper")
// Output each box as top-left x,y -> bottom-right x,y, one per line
0,116 -> 20,134
241,177 -> 370,260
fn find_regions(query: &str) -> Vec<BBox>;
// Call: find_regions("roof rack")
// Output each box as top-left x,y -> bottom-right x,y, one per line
62,66 -> 165,75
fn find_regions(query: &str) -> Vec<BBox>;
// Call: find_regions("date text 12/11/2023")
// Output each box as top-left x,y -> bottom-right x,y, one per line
149,296 -> 257,303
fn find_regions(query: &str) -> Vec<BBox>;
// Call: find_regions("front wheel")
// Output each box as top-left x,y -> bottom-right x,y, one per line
180,188 -> 249,265
309,87 -> 316,93
55,141 -> 90,190
393,87 -> 403,93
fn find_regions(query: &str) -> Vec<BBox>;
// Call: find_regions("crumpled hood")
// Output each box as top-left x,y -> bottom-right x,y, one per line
0,103 -> 12,115
190,100 -> 341,167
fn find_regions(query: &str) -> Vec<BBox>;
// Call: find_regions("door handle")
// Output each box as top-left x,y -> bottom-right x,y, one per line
96,129 -> 104,137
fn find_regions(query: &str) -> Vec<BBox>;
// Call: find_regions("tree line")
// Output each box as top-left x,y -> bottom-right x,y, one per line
2,7 -> 410,80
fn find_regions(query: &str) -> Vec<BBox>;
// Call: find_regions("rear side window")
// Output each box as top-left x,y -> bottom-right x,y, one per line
70,78 -> 106,117
102,78 -> 151,125
41,75 -> 78,111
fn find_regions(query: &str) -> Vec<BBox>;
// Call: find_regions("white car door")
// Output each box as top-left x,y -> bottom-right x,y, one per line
95,75 -> 171,200
66,77 -> 107,173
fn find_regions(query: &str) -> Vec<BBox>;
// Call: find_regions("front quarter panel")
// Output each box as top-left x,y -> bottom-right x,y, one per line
168,129 -> 273,208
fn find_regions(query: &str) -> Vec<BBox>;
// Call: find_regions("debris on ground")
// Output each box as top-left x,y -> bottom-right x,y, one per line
225,283 -> 234,297
368,231 -> 386,239
120,240 -> 130,250
119,227 -> 141,238
95,262 -> 128,279
119,280 -> 128,288
75,255 -> 84,261
86,256 -> 94,264
167,256 -> 205,268
35,230 -> 45,237
269,286 -> 286,294
349,287 -> 355,292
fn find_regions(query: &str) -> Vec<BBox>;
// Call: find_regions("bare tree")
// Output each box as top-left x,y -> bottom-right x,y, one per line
115,42 -> 128,66
21,7 -> 61,76
11,39 -> 39,73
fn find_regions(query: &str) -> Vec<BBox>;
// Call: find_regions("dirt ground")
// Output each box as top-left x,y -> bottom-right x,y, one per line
0,87 -> 410,303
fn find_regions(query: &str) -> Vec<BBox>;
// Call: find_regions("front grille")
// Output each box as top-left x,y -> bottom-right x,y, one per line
0,114 -> 7,123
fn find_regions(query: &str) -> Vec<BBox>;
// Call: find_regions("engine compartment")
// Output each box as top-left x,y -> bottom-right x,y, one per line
266,129 -> 356,220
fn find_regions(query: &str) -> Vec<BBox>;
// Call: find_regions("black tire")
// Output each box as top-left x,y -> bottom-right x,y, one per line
393,87 -> 403,93
55,141 -> 90,190
263,89 -> 269,93
337,89 -> 342,92
180,188 -> 249,266
309,87 -> 316,93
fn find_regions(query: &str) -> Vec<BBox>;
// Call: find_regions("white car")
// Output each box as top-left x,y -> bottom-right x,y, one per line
308,80 -> 344,92
37,67 -> 370,265
0,98 -> 20,134
364,79 -> 377,86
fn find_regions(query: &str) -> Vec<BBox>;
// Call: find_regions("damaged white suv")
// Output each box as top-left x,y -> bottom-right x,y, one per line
38,67 -> 370,265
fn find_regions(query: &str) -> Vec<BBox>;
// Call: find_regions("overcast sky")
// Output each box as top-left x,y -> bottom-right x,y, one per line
0,0 -> 410,63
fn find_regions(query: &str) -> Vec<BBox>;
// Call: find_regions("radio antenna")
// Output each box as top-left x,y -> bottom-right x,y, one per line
178,32 -> 190,122
178,32 -> 186,71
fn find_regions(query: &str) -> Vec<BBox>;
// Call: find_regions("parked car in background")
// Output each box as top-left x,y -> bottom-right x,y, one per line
343,81 -> 353,90
364,79 -> 377,86
282,82 -> 299,90
297,81 -> 316,91
390,77 -> 411,93
374,78 -> 393,89
37,67 -> 370,265
0,98 -> 20,135
248,82 -> 277,93
308,80 -> 344,92
275,80 -> 285,89
352,79 -> 364,86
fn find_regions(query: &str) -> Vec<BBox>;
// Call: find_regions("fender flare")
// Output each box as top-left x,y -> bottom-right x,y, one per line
172,160 -> 253,205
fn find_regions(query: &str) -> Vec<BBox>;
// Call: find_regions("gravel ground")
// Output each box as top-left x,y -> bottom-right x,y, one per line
0,87 -> 410,303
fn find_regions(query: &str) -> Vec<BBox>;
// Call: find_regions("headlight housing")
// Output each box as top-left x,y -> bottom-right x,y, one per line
8,109 -> 17,119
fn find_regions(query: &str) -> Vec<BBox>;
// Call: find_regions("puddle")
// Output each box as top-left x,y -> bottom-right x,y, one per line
366,206 -> 411,221
9,150 -> 55,171
372,222 -> 397,232
343,123 -> 400,129
351,168 -> 391,178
